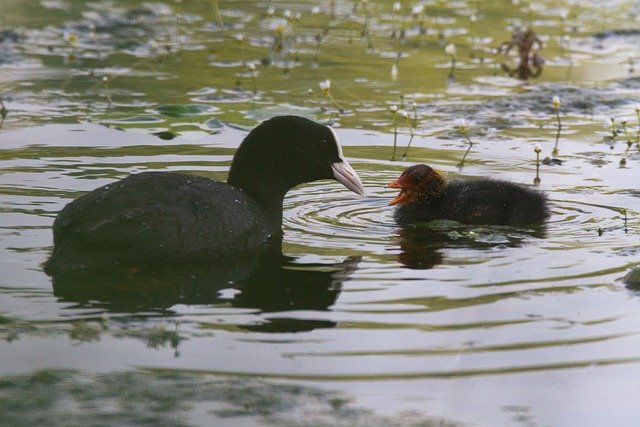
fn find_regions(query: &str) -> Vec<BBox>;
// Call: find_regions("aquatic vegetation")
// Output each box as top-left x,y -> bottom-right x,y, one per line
445,42 -> 457,79
319,79 -> 343,113
552,95 -> 562,155
390,104 -> 398,161
209,0 -> 224,29
456,119 -> 474,168
0,96 -> 7,120
534,143 -> 542,185
499,27 -> 545,79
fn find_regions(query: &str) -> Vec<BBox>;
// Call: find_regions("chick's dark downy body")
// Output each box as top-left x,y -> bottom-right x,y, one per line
390,164 -> 549,226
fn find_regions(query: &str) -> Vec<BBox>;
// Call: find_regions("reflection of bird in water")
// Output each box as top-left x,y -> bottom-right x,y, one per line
51,245 -> 362,333
388,164 -> 549,226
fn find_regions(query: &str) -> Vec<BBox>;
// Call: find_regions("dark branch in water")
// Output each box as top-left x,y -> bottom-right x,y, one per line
499,28 -> 545,80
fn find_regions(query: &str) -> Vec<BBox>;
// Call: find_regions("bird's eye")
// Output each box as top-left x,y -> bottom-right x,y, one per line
321,139 -> 329,148
414,175 -> 422,182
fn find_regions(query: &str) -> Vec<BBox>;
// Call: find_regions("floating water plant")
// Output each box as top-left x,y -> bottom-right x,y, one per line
64,31 -> 78,62
0,96 -> 7,130
0,97 -> 7,120
235,34 -> 248,88
499,28 -> 545,79
445,43 -> 457,79
312,7 -> 330,64
552,95 -> 562,155
319,79 -> 343,113
534,143 -> 542,185
409,3 -> 426,46
102,76 -> 112,108
390,104 -> 398,161
401,109 -> 416,159
209,0 -> 224,29
89,24 -> 102,60
635,105 -> 640,147
456,119 -> 474,168
247,63 -> 257,94
608,117 -> 618,138
411,102 -> 418,128
308,88 -> 325,111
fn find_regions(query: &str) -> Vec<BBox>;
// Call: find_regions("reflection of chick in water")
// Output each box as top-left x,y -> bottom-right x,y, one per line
51,246 -> 361,333
396,228 -> 445,270
395,222 -> 547,270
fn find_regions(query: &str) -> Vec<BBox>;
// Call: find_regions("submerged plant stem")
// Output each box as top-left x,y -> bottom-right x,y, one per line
458,134 -> 473,168
210,0 -> 224,29
553,110 -> 562,154
391,114 -> 398,161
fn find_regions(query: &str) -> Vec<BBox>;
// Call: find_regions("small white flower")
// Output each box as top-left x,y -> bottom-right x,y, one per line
235,33 -> 244,43
308,88 -> 314,95
551,95 -> 561,110
283,9 -> 292,19
312,6 -> 320,15
294,12 -> 301,21
247,62 -> 256,71
390,105 -> 398,113
267,6 -> 275,16
534,143 -> 542,153
319,79 -> 331,94
470,13 -> 478,23
393,2 -> 402,12
102,76 -> 108,83
412,102 -> 417,109
457,118 -> 467,130
445,43 -> 456,56
64,31 -> 78,46
411,4 -> 424,16
400,110 -> 409,119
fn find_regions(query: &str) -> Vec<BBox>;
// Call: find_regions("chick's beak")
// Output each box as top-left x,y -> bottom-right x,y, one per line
387,177 -> 408,206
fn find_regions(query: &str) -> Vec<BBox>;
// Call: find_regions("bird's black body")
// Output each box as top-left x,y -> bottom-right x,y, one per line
390,165 -> 549,227
45,116 -> 364,272
46,172 -> 277,270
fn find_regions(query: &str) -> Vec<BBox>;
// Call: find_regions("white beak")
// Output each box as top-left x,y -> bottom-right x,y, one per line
331,160 -> 365,196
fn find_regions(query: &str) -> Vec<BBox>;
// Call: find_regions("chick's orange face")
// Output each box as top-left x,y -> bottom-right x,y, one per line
387,164 -> 445,206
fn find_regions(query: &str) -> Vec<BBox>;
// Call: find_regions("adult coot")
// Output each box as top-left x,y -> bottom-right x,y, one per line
45,116 -> 364,271
388,164 -> 549,226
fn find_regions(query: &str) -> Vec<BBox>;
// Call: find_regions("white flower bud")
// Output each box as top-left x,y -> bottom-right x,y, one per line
445,43 -> 456,56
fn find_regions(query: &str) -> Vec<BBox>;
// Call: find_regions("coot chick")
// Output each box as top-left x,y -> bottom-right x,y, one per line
45,116 -> 364,271
388,164 -> 549,226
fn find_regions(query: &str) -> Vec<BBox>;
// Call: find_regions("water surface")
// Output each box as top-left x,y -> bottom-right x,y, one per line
1,1 -> 640,425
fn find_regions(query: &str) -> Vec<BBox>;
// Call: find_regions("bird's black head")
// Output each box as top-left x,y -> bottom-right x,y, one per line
228,116 -> 364,216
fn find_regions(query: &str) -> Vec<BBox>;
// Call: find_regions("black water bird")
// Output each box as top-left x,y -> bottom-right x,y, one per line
388,164 -> 549,226
45,116 -> 364,271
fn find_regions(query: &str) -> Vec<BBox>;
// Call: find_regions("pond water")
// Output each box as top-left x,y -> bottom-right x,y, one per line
1,0 -> 640,425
